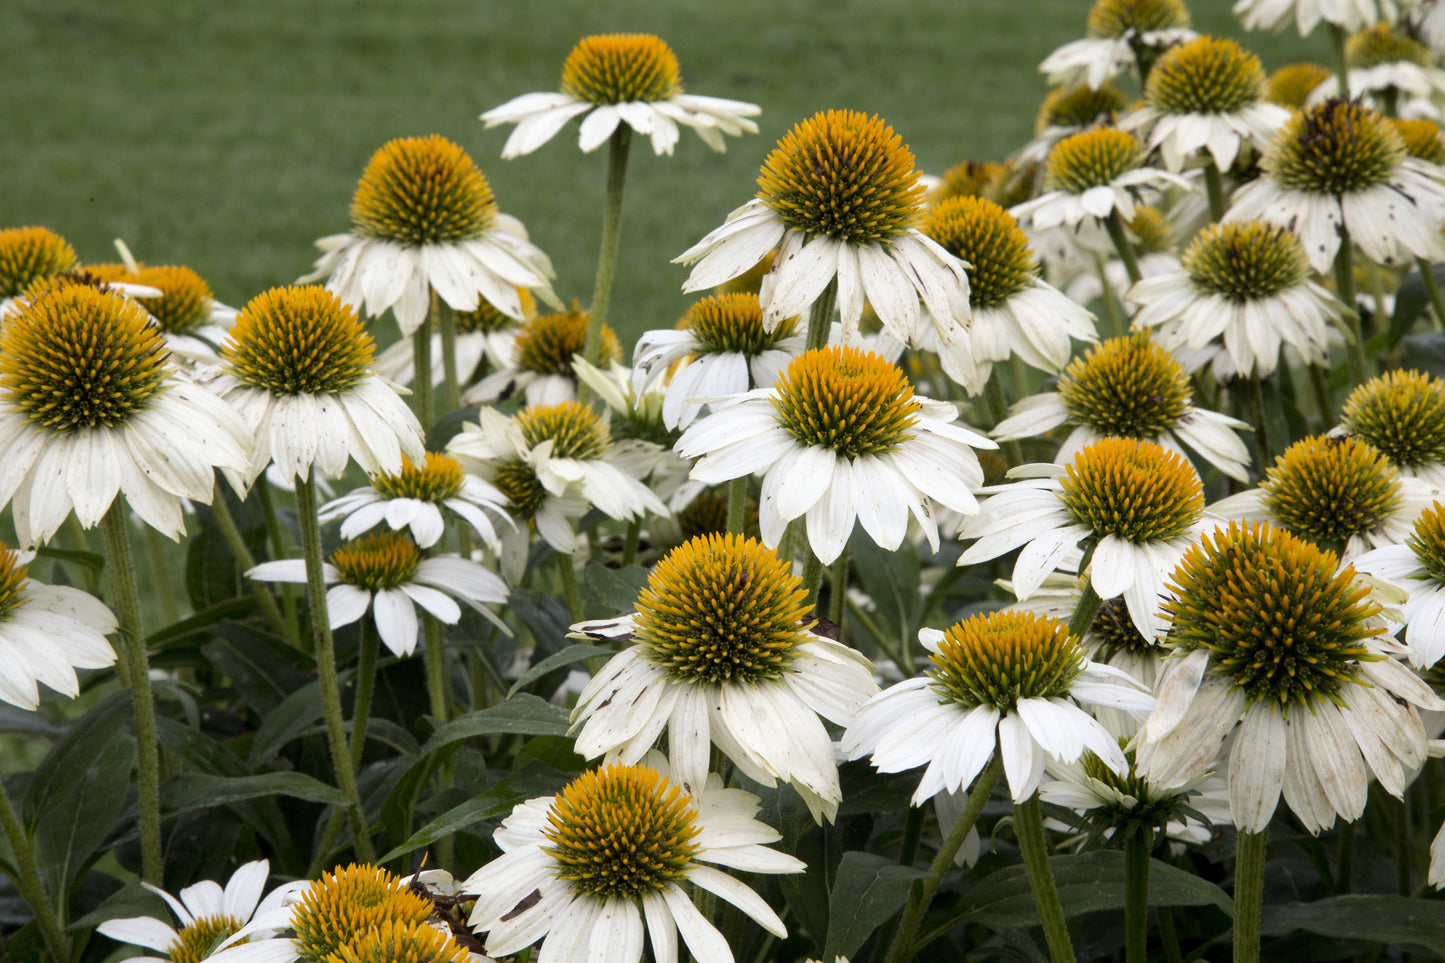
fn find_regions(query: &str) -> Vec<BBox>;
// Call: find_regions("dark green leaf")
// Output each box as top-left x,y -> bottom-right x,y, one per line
1391,262 -> 1445,347
417,695 -> 572,757
34,730 -> 134,890
147,598 -> 257,652
1400,332 -> 1445,380
246,681 -> 323,768
508,588 -> 573,659
204,622 -> 312,716
163,771 -> 350,813
1261,894 -> 1445,955
579,563 -> 648,616
849,528 -> 922,654
507,643 -> 612,699
70,880 -> 168,929
31,546 -> 105,575
24,691 -> 132,826
823,850 -> 930,962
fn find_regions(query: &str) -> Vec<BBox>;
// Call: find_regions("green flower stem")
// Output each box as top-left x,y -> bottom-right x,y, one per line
1234,828 -> 1268,963
805,277 -> 839,351
1067,581 -> 1103,641
846,595 -> 904,670
1094,253 -> 1126,339
412,310 -> 435,434
882,757 -> 1004,963
1015,792 -> 1076,963
60,515 -> 102,597
622,518 -> 642,567
142,525 -> 179,625
984,373 -> 1025,467
0,780 -> 68,961
349,619 -> 379,771
1157,905 -> 1184,963
255,482 -> 301,644
295,471 -> 376,864
1337,820 -> 1355,895
1419,258 -> 1445,332
829,550 -> 848,629
99,505 -> 164,884
581,127 -> 633,378
1308,364 -> 1336,429
800,548 -> 826,617
1104,211 -> 1143,287
1125,830 -> 1151,963
1329,25 -> 1351,98
423,613 -> 449,723
1245,376 -> 1274,467
1334,226 -> 1369,390
726,476 -> 749,535
557,552 -> 583,621
438,301 -> 461,413
208,488 -> 290,640
1203,165 -> 1227,223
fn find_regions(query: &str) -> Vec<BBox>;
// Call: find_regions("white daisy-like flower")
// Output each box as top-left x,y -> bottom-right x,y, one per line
1039,0 -> 1196,90
1234,0 -> 1381,34
318,452 -> 513,551
97,860 -> 302,963
0,226 -> 79,317
992,333 -> 1253,482
480,33 -> 760,158
1125,35 -> 1292,172
0,283 -> 252,546
675,109 -> 972,349
94,241 -> 239,368
1340,369 -> 1445,487
465,753 -> 803,963
0,544 -> 115,711
960,438 -> 1212,641
1017,83 -> 1131,168
1355,502 -> 1445,667
1225,97 -> 1445,273
843,609 -> 1154,805
569,533 -> 878,823
1213,434 -> 1443,562
300,135 -> 558,337
1129,221 -> 1348,377
1310,23 -> 1445,109
676,345 -> 993,565
1137,521 -> 1443,833
463,305 -> 622,408
247,532 -> 507,657
1011,127 -> 1195,234
373,289 -> 532,389
209,285 -> 425,495
632,293 -> 804,430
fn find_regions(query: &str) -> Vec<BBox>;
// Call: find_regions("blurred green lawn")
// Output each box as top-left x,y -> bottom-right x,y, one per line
3,0 -> 1313,343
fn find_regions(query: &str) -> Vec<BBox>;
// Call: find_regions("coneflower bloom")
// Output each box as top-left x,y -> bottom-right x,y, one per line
1340,369 -> 1445,488
1039,0 -> 1196,90
1234,0 -> 1381,35
0,544 -> 115,711
465,304 -> 622,407
318,452 -> 513,550
1356,502 -> 1445,668
0,226 -> 78,317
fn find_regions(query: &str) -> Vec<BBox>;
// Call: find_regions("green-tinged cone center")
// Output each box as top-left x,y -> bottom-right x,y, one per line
771,346 -> 919,458
1182,221 -> 1310,302
1074,746 -> 1190,829
929,160 -> 1007,205
1267,63 -> 1332,110
686,292 -> 797,355
168,915 -> 247,963
224,286 -> 374,395
492,459 -> 547,520
561,34 -> 683,105
1145,35 -> 1266,115
1058,438 -> 1204,543
0,547 -> 29,623
515,307 -> 620,376
0,227 -> 78,299
0,284 -> 170,432
757,109 -> 925,243
350,135 -> 496,244
677,488 -> 756,542
1037,83 -> 1128,135
1166,521 -> 1379,708
515,401 -> 610,460
1058,333 -> 1191,439
1128,206 -> 1174,254
1044,127 -> 1143,194
1341,369 -> 1445,472
1260,435 -> 1403,553
922,196 -> 1038,309
371,452 -> 466,503
635,533 -> 809,684
1348,23 -> 1433,70
292,864 -> 434,963
929,610 -> 1086,710
92,262 -> 214,335
1086,0 -> 1190,39
1266,97 -> 1403,196
328,918 -> 470,963
330,532 -> 421,591
1394,118 -> 1445,164
1408,502 -> 1445,583
1090,596 -> 1158,657
543,764 -> 701,899
455,289 -> 531,334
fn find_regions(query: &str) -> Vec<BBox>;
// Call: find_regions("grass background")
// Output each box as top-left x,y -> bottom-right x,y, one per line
3,0 -> 1315,344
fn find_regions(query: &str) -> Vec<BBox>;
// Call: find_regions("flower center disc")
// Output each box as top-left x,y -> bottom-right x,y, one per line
0,546 -> 29,622
1393,118 -> 1445,164
1348,23 -> 1433,70
561,33 -> 683,105
929,610 -> 1086,711
291,864 -> 434,963
1059,437 -> 1204,543
371,452 -> 466,503
1044,127 -> 1143,195
1182,221 -> 1310,302
771,345 -> 920,458
1090,596 -> 1156,657
1260,435 -> 1403,552
514,307 -> 620,376
1267,63 -> 1333,110
1037,83 -> 1128,134
0,284 -> 170,432
923,196 -> 1038,309
167,915 -> 247,963
1085,0 -> 1190,39
929,160 -> 1007,206
1057,333 -> 1191,439
224,286 -> 374,396
1266,97 -> 1403,196
0,227 -> 78,299
515,401 -> 610,461
1407,502 -> 1445,583
455,288 -> 532,334
543,764 -> 701,900
757,109 -> 925,244
685,292 -> 796,355
1166,521 -> 1379,708
635,533 -> 809,685
330,918 -> 470,963
330,532 -> 422,591
350,135 -> 496,245
492,460 -> 547,520
1145,35 -> 1266,115
1341,369 -> 1445,472
93,262 -> 214,335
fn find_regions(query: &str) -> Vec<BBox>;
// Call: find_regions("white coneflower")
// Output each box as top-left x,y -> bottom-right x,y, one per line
1340,369 -> 1445,487
1353,501 -> 1445,667
0,544 -> 115,711
319,452 -> 513,550
1039,0 -> 1196,90
1310,22 -> 1445,109
464,304 -> 622,407
0,226 -> 78,317
1234,0 -> 1381,35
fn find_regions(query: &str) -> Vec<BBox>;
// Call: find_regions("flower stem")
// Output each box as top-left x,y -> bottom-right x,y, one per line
0,780 -> 68,961
582,127 -> 632,376
1094,253 -> 1127,339
556,551 -> 582,621
209,488 -> 290,639
1104,211 -> 1143,287
1419,258 -> 1445,332
1157,905 -> 1184,963
882,757 -> 1003,963
1246,376 -> 1274,467
295,471 -> 376,864
349,618 -> 379,771
1203,165 -> 1227,223
1329,25 -> 1351,98
1233,828 -> 1268,963
1333,225 -> 1369,390
439,301 -> 461,412
1308,363 -> 1336,429
1124,830 -> 1151,963
984,373 -> 1024,467
412,305 -> 435,434
423,613 -> 449,723
829,550 -> 848,629
256,482 -> 301,644
622,518 -> 641,567
99,504 -> 163,885
1015,792 -> 1076,963
800,548 -> 826,617
1067,581 -> 1103,641
726,476 -> 749,535
806,277 -> 839,351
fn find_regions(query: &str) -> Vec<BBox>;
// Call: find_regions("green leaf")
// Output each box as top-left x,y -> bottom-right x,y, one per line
508,588 -> 573,660
1391,262 -> 1445,347
24,691 -> 132,826
823,851 -> 930,962
163,771 -> 350,813
1261,894 -> 1445,955
579,562 -> 648,616
417,694 -> 572,757
147,598 -> 257,652
203,622 -> 312,715
31,546 -> 105,576
34,729 -> 134,891
1399,332 -> 1445,380
507,643 -> 612,699
246,680 -> 323,768
849,527 -> 922,653
70,880 -> 168,930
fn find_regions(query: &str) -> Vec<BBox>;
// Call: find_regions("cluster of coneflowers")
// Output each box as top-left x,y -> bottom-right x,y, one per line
12,1 -> 1445,961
